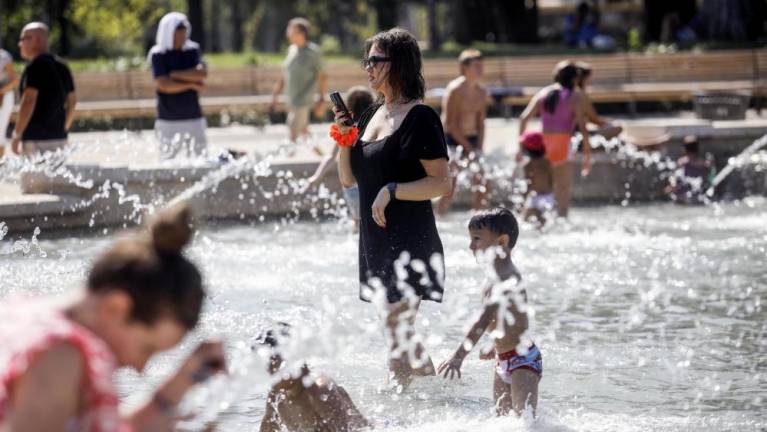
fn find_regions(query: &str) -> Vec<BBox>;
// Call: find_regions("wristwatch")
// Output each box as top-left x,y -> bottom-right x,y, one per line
386,182 -> 397,200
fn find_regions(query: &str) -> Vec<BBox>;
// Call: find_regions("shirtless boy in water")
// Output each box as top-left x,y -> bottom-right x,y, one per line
255,326 -> 370,432
520,131 -> 555,227
436,49 -> 489,214
438,208 -> 542,416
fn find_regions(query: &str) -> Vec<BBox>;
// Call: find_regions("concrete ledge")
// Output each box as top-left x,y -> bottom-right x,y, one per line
2,151 -> 764,236
0,194 -> 81,218
1,118 -> 764,235
0,154 -> 675,235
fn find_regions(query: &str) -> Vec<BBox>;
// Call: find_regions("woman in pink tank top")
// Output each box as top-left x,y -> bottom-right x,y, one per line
519,60 -> 591,217
0,203 -> 226,431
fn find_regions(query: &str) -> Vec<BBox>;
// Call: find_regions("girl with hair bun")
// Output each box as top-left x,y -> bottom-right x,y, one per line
0,202 -> 225,432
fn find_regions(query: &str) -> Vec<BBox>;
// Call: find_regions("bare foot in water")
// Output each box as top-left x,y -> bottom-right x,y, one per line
411,352 -> 437,377
387,348 -> 436,392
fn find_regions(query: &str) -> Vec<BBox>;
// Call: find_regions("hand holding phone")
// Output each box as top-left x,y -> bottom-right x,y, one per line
330,91 -> 354,127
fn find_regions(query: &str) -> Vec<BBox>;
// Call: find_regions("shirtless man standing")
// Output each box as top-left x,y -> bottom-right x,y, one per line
436,49 -> 489,215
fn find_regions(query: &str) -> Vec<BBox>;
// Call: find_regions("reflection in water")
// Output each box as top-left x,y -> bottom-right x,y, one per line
2,201 -> 765,431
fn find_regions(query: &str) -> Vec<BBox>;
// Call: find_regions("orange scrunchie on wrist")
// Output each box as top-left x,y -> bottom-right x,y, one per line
329,124 -> 359,148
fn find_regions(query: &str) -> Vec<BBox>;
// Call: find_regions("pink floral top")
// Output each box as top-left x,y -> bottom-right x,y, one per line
0,299 -> 131,432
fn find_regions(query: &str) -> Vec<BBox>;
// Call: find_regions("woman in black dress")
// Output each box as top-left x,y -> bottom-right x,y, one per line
334,28 -> 451,388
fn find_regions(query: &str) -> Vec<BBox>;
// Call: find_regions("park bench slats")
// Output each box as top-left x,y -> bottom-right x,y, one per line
15,49 -> 764,120
626,51 -> 757,83
755,49 -> 767,81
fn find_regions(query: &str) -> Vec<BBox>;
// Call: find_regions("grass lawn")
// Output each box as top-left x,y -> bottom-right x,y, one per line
14,43 -> 618,73
10,42 -> 754,73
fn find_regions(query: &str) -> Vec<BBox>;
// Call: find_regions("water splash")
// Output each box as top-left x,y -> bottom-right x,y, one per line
167,137 -> 312,208
7,227 -> 46,257
706,133 -> 767,197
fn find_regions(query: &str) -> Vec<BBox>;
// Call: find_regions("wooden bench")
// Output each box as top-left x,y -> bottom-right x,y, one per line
500,50 -> 766,108
12,49 -> 766,121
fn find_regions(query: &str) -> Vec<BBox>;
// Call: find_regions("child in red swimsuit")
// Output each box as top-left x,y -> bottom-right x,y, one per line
0,203 -> 225,431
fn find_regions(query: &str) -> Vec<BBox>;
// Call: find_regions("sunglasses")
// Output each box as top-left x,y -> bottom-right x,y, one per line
361,56 -> 391,70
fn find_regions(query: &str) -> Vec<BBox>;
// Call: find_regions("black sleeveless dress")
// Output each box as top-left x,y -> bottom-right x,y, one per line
350,104 -> 449,304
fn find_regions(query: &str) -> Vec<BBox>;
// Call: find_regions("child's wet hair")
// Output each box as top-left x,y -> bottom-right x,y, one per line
253,322 -> 292,349
86,202 -> 204,329
524,146 -> 545,159
345,86 -> 374,119
683,135 -> 699,154
468,207 -> 520,249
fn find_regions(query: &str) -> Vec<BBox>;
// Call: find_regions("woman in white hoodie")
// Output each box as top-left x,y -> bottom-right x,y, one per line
148,12 -> 208,160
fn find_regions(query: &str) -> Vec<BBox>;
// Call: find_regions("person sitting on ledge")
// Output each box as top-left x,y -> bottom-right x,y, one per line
574,62 -> 623,140
665,135 -> 715,204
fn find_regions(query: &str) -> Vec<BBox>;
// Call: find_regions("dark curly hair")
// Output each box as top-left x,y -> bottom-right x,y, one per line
364,28 -> 425,103
468,207 -> 520,250
543,60 -> 579,114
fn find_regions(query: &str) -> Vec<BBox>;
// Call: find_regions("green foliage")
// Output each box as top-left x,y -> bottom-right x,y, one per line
2,1 -> 751,62
318,35 -> 342,56
0,0 -> 183,58
69,0 -> 185,56
61,51 -> 356,72
292,0 -> 375,52
0,0 -> 46,53
628,27 -> 643,52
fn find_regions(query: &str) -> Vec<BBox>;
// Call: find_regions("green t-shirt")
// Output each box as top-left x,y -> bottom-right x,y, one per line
283,42 -> 323,108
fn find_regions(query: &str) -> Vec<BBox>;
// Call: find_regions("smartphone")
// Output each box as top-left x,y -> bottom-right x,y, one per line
329,91 -> 354,126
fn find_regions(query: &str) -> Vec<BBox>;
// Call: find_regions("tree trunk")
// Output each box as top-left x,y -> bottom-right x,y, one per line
209,0 -> 221,52
187,0 -> 205,50
744,0 -> 767,41
427,0 -> 441,50
376,0 -> 398,30
700,0 -> 749,41
504,0 -> 538,43
230,0 -> 244,52
0,2 -> 6,52
451,0 -> 471,45
255,2 -> 293,52
455,0 -> 496,44
55,0 -> 71,55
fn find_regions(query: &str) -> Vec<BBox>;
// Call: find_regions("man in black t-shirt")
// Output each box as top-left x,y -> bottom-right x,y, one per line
11,22 -> 76,156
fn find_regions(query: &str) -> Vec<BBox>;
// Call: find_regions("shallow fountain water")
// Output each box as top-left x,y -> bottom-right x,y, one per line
2,125 -> 766,430
2,200 -> 765,431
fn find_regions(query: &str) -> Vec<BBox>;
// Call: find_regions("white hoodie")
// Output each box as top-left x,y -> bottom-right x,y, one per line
147,11 -> 199,60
